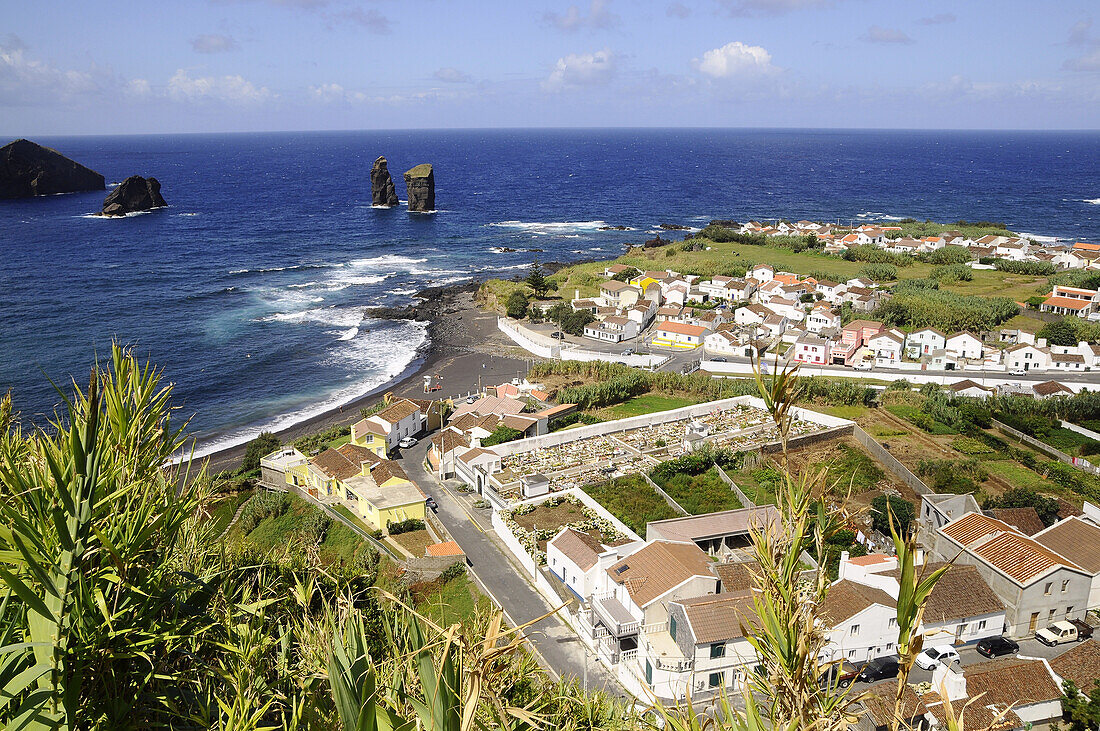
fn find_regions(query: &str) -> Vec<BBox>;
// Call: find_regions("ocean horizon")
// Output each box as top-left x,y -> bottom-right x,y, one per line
3,127 -> 1099,455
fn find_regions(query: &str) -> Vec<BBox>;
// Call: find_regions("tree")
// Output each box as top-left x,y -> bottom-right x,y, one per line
1039,318 -> 1081,347
870,494 -> 914,535
983,486 -> 1061,526
560,311 -> 595,336
1062,680 -> 1100,731
612,266 -> 640,282
505,289 -> 529,319
525,258 -> 550,298
482,425 -> 524,446
241,431 -> 280,473
547,302 -> 573,328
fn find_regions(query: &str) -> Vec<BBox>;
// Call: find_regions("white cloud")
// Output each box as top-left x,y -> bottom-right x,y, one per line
191,34 -> 239,53
1066,48 -> 1100,72
861,26 -> 915,45
0,40 -> 101,105
717,0 -> 828,17
1064,19 -> 1100,71
330,8 -> 391,33
309,82 -> 346,102
543,48 -> 616,91
694,41 -> 776,79
167,69 -> 273,103
433,67 -> 471,83
125,78 -> 152,96
543,0 -> 618,32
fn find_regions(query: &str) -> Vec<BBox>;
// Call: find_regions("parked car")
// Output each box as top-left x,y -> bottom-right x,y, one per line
398,436 -> 418,449
466,395 -> 477,404
857,656 -> 900,683
976,636 -> 1020,658
551,331 -> 565,339
621,348 -> 635,356
820,660 -> 861,689
914,646 -> 960,671
1036,619 -> 1094,647
712,357 -> 728,362
853,361 -> 873,371
1009,368 -> 1026,376
424,496 -> 438,512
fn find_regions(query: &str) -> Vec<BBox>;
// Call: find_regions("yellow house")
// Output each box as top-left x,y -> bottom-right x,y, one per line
344,460 -> 426,532
284,442 -> 424,532
349,419 -> 389,457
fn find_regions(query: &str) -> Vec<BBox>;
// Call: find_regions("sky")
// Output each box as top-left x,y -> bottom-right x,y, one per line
2,0 -> 1099,135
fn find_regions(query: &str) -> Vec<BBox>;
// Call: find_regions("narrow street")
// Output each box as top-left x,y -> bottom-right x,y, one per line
398,439 -> 623,696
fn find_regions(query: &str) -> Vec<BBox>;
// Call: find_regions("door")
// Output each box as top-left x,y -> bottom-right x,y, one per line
1029,612 -> 1040,633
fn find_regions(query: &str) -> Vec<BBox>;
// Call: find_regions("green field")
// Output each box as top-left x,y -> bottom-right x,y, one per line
599,394 -> 700,419
885,404 -> 957,435
232,493 -> 373,566
653,466 -> 743,515
582,474 -> 681,534
482,233 -> 1052,315
209,488 -> 253,537
985,461 -> 1055,493
416,574 -> 489,627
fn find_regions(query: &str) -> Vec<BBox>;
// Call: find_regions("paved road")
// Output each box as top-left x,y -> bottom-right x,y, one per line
397,439 -> 622,696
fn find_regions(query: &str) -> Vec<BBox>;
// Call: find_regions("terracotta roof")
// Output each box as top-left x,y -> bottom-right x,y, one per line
500,414 -> 538,432
370,459 -> 409,485
1034,380 -> 1073,397
1034,516 -> 1100,573
457,447 -> 496,464
673,592 -> 758,644
354,418 -> 389,437
849,553 -> 892,567
425,541 -> 465,557
860,681 -> 927,729
1049,639 -> 1100,691
948,379 -> 990,393
657,321 -> 709,337
606,541 -> 714,607
714,561 -> 759,593
532,403 -> 576,419
376,399 -> 421,424
974,530 -> 1082,584
1044,296 -> 1091,310
431,429 -> 470,453
821,579 -> 896,624
312,443 -> 380,481
988,507 -> 1046,536
962,657 -> 1061,708
887,563 -> 1003,624
941,513 -> 1010,545
549,527 -> 604,572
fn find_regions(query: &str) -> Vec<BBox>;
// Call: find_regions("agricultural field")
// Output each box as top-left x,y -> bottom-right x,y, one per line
597,393 -> 700,419
390,528 -> 435,557
582,474 -> 680,535
229,492 -> 375,566
651,465 -> 744,515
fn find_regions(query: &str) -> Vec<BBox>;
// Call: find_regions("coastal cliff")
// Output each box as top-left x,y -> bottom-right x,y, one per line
370,156 -> 399,207
99,176 -> 167,216
0,139 -> 106,199
403,163 -> 435,212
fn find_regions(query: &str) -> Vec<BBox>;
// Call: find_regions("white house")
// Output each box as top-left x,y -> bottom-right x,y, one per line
945,332 -> 984,360
813,280 -> 844,303
665,592 -> 761,696
654,321 -> 710,347
905,328 -> 947,358
734,304 -> 771,327
790,332 -> 830,365
704,330 -> 743,356
352,398 -> 425,452
867,330 -> 904,365
1004,343 -> 1052,372
821,579 -> 898,663
583,316 -> 639,343
1034,516 -> 1100,611
547,527 -> 606,601
749,263 -> 774,282
806,307 -> 840,334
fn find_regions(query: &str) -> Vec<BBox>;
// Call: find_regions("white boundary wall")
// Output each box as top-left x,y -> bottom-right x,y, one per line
499,318 -> 668,368
485,394 -> 853,459
699,360 -> 1094,392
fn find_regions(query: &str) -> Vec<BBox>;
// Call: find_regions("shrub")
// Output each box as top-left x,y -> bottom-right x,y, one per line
994,259 -> 1055,276
241,432 -> 281,473
875,286 -> 1018,332
922,247 -> 973,265
870,494 -> 914,535
236,490 -> 291,535
549,412 -> 602,431
982,487 -> 1061,527
482,425 -> 524,447
559,311 -> 594,335
859,263 -> 898,281
293,424 -> 351,455
439,561 -> 467,583
930,263 -> 973,283
917,459 -> 986,494
611,267 -> 640,282
301,509 -> 331,543
843,245 -> 913,267
506,290 -> 529,319
387,518 -> 425,535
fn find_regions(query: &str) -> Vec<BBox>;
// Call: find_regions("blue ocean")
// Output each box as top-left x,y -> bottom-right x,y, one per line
3,129 -> 1099,452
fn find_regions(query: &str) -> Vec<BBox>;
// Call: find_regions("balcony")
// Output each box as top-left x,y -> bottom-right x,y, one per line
645,631 -> 693,673
592,595 -> 640,638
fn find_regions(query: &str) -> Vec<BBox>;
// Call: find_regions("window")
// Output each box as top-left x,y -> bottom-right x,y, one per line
1067,606 -> 1075,617
710,643 -> 725,659
708,672 -> 722,688
850,624 -> 860,636
645,661 -> 652,685
888,618 -> 897,628
977,620 -> 986,631
669,616 -> 677,639
1062,580 -> 1070,594
848,650 -> 857,659
886,643 -> 894,651
1044,582 -> 1053,596
1049,609 -> 1057,622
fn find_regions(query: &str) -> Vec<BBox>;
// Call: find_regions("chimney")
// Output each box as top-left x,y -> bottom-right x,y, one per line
1038,337 -> 1047,348
838,551 -> 851,579
575,289 -> 580,301
933,664 -> 967,702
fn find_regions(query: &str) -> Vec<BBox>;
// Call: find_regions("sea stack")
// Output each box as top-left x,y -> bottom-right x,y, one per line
0,139 -> 105,199
98,175 -> 167,217
370,155 -> 399,207
403,163 -> 435,212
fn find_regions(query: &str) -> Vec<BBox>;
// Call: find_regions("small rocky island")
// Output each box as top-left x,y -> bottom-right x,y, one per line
370,156 -> 399,207
98,175 -> 167,217
403,163 -> 435,212
0,139 -> 105,199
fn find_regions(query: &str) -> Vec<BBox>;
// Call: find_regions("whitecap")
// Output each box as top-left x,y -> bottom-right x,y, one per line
337,326 -> 359,341
389,288 -> 418,296
347,254 -> 427,268
486,220 -> 609,234
1084,198 -> 1100,205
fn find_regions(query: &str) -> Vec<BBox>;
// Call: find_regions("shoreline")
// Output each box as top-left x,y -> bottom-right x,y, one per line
197,277 -> 535,474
